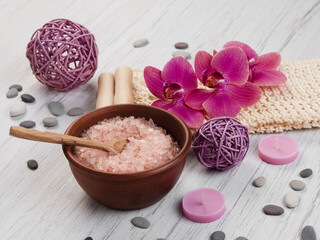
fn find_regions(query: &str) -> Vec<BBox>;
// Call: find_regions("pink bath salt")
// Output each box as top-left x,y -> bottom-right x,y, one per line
74,116 -> 180,173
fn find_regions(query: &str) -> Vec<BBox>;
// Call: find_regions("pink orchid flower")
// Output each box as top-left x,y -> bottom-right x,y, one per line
223,41 -> 287,86
185,47 -> 262,118
144,56 -> 205,128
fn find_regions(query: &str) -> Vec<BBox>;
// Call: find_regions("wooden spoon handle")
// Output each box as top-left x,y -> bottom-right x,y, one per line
9,126 -> 125,154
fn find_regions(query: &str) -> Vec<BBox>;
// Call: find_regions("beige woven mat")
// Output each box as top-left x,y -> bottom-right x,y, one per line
132,59 -> 320,134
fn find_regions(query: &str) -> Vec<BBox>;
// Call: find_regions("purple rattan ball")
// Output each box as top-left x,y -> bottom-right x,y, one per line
192,117 -> 249,171
26,19 -> 98,92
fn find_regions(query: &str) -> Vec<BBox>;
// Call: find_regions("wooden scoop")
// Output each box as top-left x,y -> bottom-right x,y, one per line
9,126 -> 127,154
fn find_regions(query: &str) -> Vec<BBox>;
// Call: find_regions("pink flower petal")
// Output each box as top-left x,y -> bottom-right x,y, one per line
202,92 -> 241,118
194,51 -> 214,84
144,66 -> 165,98
211,47 -> 249,85
184,89 -> 213,110
162,56 -> 197,92
255,52 -> 281,70
227,83 -> 262,107
252,69 -> 287,86
223,41 -> 259,61
151,99 -> 176,110
168,102 -> 205,128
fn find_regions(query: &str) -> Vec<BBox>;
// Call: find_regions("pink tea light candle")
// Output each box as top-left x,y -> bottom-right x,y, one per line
258,135 -> 298,165
182,188 -> 225,223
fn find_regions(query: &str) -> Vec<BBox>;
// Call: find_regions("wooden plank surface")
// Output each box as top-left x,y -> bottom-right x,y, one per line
0,0 -> 319,239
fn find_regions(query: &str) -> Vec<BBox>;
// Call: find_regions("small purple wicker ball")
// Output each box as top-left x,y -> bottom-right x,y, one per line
192,117 -> 249,171
26,19 -> 98,92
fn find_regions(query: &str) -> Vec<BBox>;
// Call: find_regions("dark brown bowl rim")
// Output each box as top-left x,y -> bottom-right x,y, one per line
63,104 -> 191,179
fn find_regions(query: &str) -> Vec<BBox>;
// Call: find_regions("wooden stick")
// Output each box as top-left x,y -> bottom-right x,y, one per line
96,72 -> 115,109
114,66 -> 134,104
275,136 -> 279,149
9,126 -> 127,154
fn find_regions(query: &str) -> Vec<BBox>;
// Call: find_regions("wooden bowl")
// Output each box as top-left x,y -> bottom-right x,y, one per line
63,104 -> 191,210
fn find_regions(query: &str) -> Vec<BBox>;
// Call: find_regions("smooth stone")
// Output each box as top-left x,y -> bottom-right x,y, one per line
235,237 -> 248,240
131,217 -> 150,229
263,205 -> 284,216
9,84 -> 22,92
172,51 -> 191,59
7,88 -> 18,98
84,237 -> 93,240
300,168 -> 313,178
21,94 -> 35,103
156,239 -> 166,240
133,38 -> 149,48
253,176 -> 266,188
27,160 -> 38,170
48,101 -> 64,116
210,231 -> 225,240
43,117 -> 58,127
290,180 -> 305,191
67,107 -> 84,116
284,191 -> 299,208
301,225 -> 317,240
174,42 -> 189,49
20,120 -> 36,129
10,101 -> 26,117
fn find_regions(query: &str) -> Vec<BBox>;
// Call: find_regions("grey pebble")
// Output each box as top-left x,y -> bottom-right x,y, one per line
235,237 -> 248,240
131,217 -> 150,229
27,159 -> 38,170
284,191 -> 299,208
175,42 -> 189,49
67,107 -> 84,116
290,180 -> 305,191
156,239 -> 166,240
172,51 -> 191,59
133,38 -> 149,48
253,176 -> 266,188
21,94 -> 35,103
301,225 -> 317,240
84,237 -> 93,240
10,101 -> 26,117
20,120 -> 36,129
48,101 -> 64,116
43,117 -> 58,127
210,231 -> 225,240
7,88 -> 18,98
9,84 -> 22,92
300,168 -> 312,178
263,205 -> 284,216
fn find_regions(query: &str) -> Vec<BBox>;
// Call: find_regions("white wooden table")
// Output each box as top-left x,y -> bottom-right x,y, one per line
1,0 -> 319,239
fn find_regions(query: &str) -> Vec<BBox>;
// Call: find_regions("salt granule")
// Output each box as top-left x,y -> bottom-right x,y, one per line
74,116 -> 180,173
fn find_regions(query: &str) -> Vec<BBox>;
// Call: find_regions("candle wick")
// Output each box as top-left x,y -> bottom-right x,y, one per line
275,137 -> 279,149
201,193 -> 205,205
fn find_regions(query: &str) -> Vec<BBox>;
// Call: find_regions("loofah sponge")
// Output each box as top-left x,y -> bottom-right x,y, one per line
132,59 -> 320,134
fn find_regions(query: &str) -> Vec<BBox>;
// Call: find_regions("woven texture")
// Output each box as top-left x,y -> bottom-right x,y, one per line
132,59 -> 320,134
26,19 -> 98,92
192,117 -> 249,170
